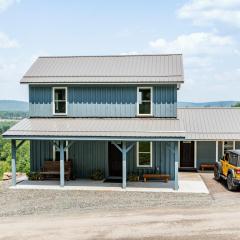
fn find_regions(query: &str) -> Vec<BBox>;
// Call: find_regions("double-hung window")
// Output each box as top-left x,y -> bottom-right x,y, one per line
53,87 -> 67,115
137,142 -> 152,167
137,87 -> 152,115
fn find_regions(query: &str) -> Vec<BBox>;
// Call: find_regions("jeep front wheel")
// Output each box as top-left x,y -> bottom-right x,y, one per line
227,174 -> 236,191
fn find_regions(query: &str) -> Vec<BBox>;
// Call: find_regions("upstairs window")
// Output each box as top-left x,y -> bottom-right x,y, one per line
137,87 -> 152,115
53,87 -> 67,115
137,142 -> 152,167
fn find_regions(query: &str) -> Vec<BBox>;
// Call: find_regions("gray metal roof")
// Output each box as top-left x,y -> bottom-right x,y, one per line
3,118 -> 185,140
178,108 -> 240,140
226,150 -> 240,155
21,54 -> 184,84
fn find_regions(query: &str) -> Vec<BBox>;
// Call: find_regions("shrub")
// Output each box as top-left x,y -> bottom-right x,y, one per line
91,169 -> 104,181
128,172 -> 139,182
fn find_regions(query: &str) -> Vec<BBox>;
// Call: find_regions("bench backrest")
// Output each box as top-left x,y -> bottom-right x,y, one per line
43,160 -> 71,172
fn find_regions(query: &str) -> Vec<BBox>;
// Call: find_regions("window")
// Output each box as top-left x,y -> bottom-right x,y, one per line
137,142 -> 152,167
224,141 -> 233,154
53,141 -> 68,161
229,153 -> 238,166
137,87 -> 152,115
53,87 -> 67,115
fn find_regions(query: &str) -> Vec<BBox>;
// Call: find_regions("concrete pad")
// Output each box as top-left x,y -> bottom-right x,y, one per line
10,172 -> 209,194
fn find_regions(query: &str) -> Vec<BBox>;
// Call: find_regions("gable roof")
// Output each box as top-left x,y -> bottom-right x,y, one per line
21,54 -> 184,85
178,107 -> 240,140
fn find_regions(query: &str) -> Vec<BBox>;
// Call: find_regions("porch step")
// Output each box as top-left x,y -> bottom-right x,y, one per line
104,178 -> 122,183
179,167 -> 197,172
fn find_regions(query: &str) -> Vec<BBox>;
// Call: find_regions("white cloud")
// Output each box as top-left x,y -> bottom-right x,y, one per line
178,0 -> 240,27
149,32 -> 235,56
0,0 -> 20,12
0,32 -> 19,48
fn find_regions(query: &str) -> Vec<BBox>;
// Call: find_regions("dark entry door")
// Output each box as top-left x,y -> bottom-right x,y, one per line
180,141 -> 194,168
108,142 -> 122,177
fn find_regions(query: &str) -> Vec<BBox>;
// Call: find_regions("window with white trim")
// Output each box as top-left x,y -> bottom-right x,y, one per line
53,141 -> 68,161
137,142 -> 152,167
224,141 -> 233,154
137,87 -> 152,115
53,87 -> 67,114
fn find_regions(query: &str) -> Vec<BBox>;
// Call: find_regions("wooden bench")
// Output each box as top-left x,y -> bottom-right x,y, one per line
200,163 -> 215,171
40,161 -> 72,181
143,174 -> 170,183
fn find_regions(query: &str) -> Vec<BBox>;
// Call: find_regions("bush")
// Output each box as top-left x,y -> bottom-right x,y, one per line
27,172 -> 41,181
0,135 -> 30,180
128,172 -> 139,182
91,169 -> 104,181
0,161 -> 11,180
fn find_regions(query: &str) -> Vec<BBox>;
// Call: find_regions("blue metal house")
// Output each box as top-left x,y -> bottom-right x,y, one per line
3,54 -> 186,189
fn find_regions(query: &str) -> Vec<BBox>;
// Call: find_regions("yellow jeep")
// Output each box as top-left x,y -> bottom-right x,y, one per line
214,150 -> 240,191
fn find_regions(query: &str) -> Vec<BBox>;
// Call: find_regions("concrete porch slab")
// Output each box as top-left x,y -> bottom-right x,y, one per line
10,172 -> 209,194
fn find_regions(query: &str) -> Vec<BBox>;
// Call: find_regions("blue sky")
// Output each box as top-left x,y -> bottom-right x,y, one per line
0,0 -> 240,102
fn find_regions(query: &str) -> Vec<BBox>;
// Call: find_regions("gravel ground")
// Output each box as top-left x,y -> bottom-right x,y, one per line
0,180 -> 213,217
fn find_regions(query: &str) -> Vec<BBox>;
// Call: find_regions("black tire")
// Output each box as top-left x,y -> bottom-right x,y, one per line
227,174 -> 236,191
214,166 -> 221,181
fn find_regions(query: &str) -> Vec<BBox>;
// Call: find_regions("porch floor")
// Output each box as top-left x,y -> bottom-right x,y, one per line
11,173 -> 209,193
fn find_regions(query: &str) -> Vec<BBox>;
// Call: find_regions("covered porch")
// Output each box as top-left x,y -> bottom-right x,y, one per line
3,118 -> 185,190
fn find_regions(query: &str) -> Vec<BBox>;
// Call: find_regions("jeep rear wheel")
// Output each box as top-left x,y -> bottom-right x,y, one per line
214,166 -> 221,181
227,174 -> 236,191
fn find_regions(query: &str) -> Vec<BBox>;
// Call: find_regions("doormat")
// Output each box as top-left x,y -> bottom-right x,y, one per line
104,178 -> 122,183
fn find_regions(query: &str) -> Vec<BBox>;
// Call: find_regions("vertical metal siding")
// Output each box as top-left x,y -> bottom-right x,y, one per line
29,86 -> 52,117
29,85 -> 177,118
30,140 -> 177,180
127,141 -> 176,180
30,140 -> 53,171
154,85 -> 177,117
197,141 -> 216,169
68,86 -> 136,117
69,141 -> 108,178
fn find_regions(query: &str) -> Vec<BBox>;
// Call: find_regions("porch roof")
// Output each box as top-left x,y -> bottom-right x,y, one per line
2,118 -> 185,141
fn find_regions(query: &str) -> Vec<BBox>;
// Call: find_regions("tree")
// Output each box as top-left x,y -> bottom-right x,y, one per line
232,102 -> 240,107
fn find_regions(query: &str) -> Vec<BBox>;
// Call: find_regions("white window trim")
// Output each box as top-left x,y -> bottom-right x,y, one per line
137,87 -> 153,116
53,141 -> 69,161
53,87 -> 68,115
136,142 -> 152,168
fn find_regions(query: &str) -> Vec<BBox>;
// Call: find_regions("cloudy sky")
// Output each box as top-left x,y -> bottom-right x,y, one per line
0,0 -> 240,102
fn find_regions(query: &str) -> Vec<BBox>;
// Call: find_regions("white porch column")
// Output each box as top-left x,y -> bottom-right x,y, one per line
233,141 -> 236,150
11,139 -> 16,186
194,141 -> 197,168
122,141 -> 127,189
216,141 -> 219,162
174,141 -> 180,191
60,141 -> 64,187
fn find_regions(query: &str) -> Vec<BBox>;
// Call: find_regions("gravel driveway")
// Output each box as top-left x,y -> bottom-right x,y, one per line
0,180 -> 212,217
1,175 -> 240,240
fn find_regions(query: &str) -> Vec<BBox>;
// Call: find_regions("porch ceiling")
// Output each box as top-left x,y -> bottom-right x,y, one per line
2,117 -> 185,141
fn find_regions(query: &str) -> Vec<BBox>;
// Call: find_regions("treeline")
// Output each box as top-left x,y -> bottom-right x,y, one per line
0,111 -> 28,119
0,121 -> 30,180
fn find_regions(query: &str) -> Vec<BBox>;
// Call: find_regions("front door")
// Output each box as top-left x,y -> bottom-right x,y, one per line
180,141 -> 195,168
108,142 -> 122,177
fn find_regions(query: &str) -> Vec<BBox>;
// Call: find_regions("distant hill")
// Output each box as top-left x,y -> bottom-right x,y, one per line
178,101 -> 239,108
0,100 -> 29,112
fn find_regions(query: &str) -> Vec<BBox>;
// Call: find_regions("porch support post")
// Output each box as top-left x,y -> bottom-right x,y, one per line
216,141 -> 219,162
11,139 -> 16,186
174,141 -> 180,191
122,141 -> 127,189
60,140 -> 64,187
194,141 -> 197,168
233,141 -> 236,150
